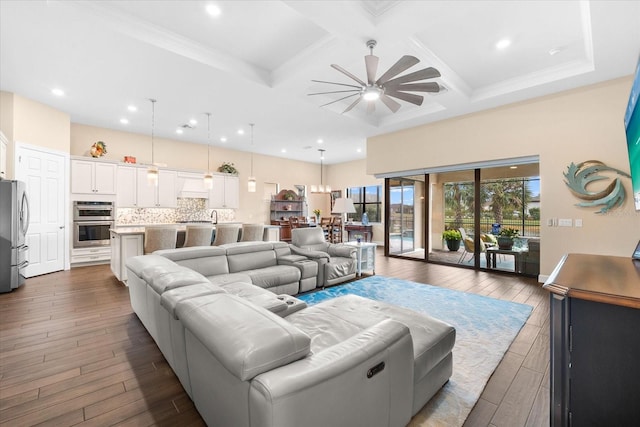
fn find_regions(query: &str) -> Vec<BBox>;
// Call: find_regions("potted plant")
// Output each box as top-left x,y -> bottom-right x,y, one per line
443,229 -> 462,251
497,227 -> 519,250
283,190 -> 297,201
218,162 -> 238,175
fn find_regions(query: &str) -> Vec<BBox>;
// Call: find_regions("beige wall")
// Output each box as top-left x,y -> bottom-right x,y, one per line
368,77 -> 640,276
0,91 -> 70,179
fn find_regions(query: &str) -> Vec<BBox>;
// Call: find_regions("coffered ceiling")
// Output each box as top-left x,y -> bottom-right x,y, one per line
1,1 -> 638,164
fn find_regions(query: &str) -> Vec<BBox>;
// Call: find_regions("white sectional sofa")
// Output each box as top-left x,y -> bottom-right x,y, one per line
125,242 -> 456,426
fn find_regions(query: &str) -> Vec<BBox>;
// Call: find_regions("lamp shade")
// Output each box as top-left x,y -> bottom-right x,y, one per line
331,198 -> 356,214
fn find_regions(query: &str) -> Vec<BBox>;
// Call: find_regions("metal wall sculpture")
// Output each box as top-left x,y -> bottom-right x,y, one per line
563,160 -> 631,214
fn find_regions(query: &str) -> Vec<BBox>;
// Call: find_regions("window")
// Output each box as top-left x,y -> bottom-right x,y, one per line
347,185 -> 382,222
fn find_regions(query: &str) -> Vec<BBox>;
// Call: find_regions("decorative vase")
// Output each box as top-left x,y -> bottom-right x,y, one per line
315,215 -> 320,224
446,239 -> 461,251
497,236 -> 513,250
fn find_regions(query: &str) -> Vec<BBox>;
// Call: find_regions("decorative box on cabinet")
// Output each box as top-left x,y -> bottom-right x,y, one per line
71,159 -> 117,195
543,254 -> 640,427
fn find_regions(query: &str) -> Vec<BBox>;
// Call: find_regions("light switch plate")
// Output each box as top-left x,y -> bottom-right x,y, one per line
575,219 -> 583,227
558,218 -> 573,227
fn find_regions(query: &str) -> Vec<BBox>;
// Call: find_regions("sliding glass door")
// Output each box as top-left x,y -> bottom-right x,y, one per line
387,177 -> 425,259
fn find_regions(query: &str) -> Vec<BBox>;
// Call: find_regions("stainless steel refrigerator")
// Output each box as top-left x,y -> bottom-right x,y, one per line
0,179 -> 30,293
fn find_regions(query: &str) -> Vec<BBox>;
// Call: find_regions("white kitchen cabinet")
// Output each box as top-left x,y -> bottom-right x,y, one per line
135,168 -> 177,208
208,174 -> 239,209
110,230 -> 143,282
71,159 -> 117,195
116,166 -> 138,207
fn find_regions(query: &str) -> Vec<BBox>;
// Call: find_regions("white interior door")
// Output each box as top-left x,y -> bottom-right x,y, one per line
15,144 -> 67,277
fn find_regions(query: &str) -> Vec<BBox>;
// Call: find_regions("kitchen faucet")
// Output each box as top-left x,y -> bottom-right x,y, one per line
210,210 -> 218,224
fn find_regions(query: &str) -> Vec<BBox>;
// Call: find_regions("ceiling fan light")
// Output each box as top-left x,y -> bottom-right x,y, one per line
363,86 -> 381,101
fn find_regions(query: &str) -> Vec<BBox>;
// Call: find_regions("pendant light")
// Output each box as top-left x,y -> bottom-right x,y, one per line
311,149 -> 331,193
147,99 -> 159,186
203,112 -> 213,189
247,123 -> 256,192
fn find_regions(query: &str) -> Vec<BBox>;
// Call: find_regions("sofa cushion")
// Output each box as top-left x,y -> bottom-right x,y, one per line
225,244 -> 278,273
220,281 -> 289,314
246,266 -> 300,290
127,254 -> 179,279
207,272 -> 252,285
156,246 -> 230,277
147,268 -> 211,295
287,294 -> 455,385
177,293 -> 310,381
160,282 -> 226,318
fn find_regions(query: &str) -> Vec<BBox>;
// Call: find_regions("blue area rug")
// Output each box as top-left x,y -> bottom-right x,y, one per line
298,276 -> 533,426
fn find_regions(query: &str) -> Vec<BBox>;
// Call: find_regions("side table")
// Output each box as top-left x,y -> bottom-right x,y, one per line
344,241 -> 376,276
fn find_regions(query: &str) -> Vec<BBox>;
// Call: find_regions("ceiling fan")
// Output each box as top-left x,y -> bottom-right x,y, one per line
309,40 -> 442,114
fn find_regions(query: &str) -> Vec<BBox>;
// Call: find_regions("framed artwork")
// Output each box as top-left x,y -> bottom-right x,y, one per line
331,190 -> 341,210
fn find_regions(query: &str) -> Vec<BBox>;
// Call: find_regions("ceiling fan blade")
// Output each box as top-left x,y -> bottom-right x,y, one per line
311,79 -> 362,89
319,93 -> 360,108
386,82 -> 440,93
380,94 -> 401,113
342,96 -> 363,114
385,90 -> 424,106
375,55 -> 420,85
308,89 -> 362,96
366,100 -> 376,115
384,67 -> 441,87
365,55 -> 379,85
331,64 -> 366,86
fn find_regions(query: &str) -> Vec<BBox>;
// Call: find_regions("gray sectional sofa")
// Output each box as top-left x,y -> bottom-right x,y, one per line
125,241 -> 456,426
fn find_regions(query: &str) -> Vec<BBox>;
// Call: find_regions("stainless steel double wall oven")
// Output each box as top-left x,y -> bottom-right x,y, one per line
73,201 -> 114,248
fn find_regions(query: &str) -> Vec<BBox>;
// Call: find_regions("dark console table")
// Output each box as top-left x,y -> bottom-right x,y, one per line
543,254 -> 640,427
345,224 -> 373,242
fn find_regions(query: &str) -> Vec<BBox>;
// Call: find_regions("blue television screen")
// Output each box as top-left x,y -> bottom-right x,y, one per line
625,58 -> 640,211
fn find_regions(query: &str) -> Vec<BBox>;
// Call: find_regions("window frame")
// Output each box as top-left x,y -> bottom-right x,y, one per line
346,185 -> 382,223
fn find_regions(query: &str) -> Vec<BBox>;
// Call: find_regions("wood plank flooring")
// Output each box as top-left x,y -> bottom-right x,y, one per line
0,255 -> 549,426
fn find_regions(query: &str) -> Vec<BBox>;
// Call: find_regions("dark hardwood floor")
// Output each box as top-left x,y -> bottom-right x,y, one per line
0,255 -> 549,426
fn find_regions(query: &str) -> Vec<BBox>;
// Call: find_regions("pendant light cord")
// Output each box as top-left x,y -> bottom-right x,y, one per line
206,112 -> 211,171
250,123 -> 255,176
150,98 -> 156,165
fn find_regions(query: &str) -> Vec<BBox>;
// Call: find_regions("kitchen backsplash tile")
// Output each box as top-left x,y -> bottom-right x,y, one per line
116,198 -> 235,225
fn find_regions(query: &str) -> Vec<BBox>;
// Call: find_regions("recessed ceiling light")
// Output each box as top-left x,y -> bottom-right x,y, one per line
220,137 -> 227,142
51,88 -> 65,96
317,139 -> 323,144
237,129 -> 244,135
189,119 -> 197,125
127,105 -> 137,112
176,129 -> 184,134
510,166 -> 518,169
120,118 -> 129,124
548,47 -> 564,56
357,148 -> 362,153
206,4 -> 221,17
495,39 -> 511,50
281,149 -> 287,153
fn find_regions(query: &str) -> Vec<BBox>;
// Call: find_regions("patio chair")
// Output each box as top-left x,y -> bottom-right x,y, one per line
458,237 -> 486,264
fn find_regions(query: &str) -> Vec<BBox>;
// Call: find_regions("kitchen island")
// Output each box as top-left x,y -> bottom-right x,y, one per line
110,223 -> 280,282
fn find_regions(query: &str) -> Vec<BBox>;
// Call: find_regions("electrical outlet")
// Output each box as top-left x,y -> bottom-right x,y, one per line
558,218 -> 573,227
575,218 -> 583,227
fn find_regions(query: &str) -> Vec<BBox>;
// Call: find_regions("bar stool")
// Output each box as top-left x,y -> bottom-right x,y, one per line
212,224 -> 241,246
240,224 -> 265,242
144,226 -> 177,254
183,225 -> 214,247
